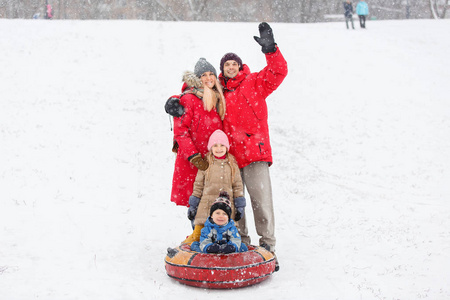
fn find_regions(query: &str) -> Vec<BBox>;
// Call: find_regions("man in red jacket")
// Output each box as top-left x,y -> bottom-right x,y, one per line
218,22 -> 288,271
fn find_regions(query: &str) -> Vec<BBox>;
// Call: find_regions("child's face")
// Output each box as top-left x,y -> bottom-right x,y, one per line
211,144 -> 227,157
211,209 -> 229,226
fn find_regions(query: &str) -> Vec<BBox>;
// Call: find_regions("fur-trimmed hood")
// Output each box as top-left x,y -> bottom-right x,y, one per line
182,71 -> 203,89
164,71 -> 204,118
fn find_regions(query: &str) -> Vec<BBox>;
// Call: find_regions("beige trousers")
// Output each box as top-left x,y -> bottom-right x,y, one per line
237,161 -> 276,252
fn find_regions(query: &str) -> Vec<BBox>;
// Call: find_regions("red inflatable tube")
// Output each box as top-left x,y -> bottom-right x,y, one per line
165,244 -> 276,289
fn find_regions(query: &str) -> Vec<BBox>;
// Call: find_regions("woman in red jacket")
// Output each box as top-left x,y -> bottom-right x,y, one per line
166,58 -> 225,210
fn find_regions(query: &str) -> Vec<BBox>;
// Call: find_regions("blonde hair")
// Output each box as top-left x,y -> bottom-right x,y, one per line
205,151 -> 238,182
202,78 -> 226,120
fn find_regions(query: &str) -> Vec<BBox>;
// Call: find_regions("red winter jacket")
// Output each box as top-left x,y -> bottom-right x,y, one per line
170,82 -> 223,206
219,48 -> 288,169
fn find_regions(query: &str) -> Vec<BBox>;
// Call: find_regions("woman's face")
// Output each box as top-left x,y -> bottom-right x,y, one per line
201,71 -> 216,89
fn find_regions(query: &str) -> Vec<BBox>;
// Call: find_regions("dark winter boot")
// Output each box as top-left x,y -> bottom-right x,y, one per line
272,252 -> 280,272
261,243 -> 279,272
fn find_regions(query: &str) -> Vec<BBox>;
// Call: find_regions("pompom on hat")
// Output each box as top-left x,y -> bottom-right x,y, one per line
207,129 -> 230,151
220,53 -> 243,74
210,191 -> 232,220
194,57 -> 217,78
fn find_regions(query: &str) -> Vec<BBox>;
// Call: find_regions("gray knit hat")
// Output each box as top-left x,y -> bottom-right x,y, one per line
194,58 -> 217,78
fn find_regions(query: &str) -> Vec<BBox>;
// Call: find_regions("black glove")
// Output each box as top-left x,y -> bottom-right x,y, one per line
217,239 -> 227,245
188,153 -> 209,171
234,209 -> 242,221
253,22 -> 277,54
206,243 -> 221,253
187,196 -> 200,221
233,196 -> 246,221
219,244 -> 236,254
165,96 -> 185,117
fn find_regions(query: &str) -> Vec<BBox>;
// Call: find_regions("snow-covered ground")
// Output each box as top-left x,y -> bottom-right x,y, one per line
1,18 -> 450,299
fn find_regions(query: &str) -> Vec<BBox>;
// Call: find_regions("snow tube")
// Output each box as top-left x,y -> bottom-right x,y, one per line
165,244 -> 276,289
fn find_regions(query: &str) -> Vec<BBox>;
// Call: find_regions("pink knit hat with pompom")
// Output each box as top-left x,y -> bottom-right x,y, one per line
207,129 -> 230,151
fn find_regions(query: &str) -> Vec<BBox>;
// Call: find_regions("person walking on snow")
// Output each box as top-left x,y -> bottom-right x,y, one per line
344,0 -> 355,29
356,0 -> 369,28
45,4 -> 53,19
183,129 -> 246,244
218,22 -> 288,271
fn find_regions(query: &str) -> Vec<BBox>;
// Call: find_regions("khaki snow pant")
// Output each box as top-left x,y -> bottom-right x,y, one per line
237,161 -> 276,252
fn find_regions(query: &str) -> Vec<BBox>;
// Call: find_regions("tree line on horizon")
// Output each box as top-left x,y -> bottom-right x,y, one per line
1,0 -> 448,22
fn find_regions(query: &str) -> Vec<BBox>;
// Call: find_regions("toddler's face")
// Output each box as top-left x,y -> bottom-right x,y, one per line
211,209 -> 228,226
212,144 -> 227,157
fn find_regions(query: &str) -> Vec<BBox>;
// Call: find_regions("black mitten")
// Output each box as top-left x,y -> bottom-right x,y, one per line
206,243 -> 220,253
164,96 -> 185,117
234,209 -> 242,221
234,196 -> 246,221
187,196 -> 200,221
187,208 -> 196,221
253,22 -> 277,54
219,244 -> 236,254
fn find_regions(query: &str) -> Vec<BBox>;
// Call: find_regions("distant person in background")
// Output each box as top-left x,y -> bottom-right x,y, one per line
356,0 -> 369,28
343,0 -> 355,29
45,4 -> 53,19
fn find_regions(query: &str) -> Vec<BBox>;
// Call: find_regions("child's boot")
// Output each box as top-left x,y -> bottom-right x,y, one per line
182,225 -> 204,244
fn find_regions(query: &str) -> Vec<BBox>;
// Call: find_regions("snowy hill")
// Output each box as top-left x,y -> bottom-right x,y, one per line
1,19 -> 450,299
